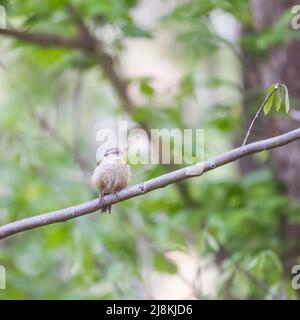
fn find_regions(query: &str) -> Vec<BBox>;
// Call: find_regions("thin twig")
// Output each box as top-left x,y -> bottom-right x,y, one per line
242,87 -> 278,146
1,127 -> 300,240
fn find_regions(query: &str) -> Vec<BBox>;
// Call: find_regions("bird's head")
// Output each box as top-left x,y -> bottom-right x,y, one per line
96,147 -> 124,165
104,147 -> 122,157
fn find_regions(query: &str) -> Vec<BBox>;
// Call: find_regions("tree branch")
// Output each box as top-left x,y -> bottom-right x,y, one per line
1,127 -> 300,240
0,28 -> 94,50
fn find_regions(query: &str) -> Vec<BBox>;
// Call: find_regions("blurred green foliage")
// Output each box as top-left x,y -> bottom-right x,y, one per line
0,0 -> 299,299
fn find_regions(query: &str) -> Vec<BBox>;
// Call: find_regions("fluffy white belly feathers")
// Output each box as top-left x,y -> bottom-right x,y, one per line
91,148 -> 130,212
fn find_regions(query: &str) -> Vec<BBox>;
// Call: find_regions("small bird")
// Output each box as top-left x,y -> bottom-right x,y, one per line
91,147 -> 131,213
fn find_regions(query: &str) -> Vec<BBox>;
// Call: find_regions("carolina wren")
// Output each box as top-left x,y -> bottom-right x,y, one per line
91,148 -> 130,213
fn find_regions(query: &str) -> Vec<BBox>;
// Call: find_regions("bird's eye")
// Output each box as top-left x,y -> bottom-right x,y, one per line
96,161 -> 99,166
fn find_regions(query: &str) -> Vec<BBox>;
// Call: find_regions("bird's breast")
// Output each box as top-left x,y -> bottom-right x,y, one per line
91,161 -> 130,194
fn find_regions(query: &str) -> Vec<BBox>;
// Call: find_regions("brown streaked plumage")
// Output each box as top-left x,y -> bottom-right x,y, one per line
91,148 -> 130,213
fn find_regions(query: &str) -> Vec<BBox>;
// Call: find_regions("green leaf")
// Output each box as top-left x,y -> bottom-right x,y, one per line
274,86 -> 283,112
263,84 -> 277,115
153,254 -> 177,274
281,84 -> 290,113
132,106 -> 156,123
140,79 -> 154,97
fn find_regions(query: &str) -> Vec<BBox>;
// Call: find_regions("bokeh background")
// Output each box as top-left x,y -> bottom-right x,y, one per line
0,0 -> 300,299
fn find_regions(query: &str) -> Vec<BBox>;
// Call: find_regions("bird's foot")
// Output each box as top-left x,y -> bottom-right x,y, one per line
106,191 -> 119,214
99,192 -> 110,213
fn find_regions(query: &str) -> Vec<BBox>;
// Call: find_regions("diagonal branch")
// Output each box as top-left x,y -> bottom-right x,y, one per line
66,3 -> 134,113
1,127 -> 300,240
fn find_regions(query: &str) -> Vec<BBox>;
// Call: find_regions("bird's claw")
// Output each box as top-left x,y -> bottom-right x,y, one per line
99,192 -> 110,213
98,190 -> 119,214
